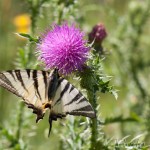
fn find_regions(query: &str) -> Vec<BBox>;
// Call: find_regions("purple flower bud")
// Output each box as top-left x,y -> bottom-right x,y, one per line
89,23 -> 107,44
37,23 -> 90,75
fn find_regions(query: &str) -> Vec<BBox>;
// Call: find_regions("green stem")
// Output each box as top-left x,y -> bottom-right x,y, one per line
16,102 -> 25,140
29,0 -> 47,34
58,9 -> 63,24
130,58 -> 146,99
87,89 -> 105,150
88,90 -> 98,150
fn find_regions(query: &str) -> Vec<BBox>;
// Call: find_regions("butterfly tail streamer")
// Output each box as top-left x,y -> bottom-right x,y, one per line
48,117 -> 53,137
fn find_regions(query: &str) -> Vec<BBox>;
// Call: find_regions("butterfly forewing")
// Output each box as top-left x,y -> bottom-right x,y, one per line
51,78 -> 96,118
0,70 -> 49,109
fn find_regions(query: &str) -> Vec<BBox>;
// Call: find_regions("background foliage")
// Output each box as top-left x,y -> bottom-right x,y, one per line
0,0 -> 150,149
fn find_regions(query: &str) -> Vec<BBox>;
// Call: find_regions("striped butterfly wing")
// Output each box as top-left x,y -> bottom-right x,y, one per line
51,78 -> 96,119
0,70 -> 49,122
0,69 -> 95,136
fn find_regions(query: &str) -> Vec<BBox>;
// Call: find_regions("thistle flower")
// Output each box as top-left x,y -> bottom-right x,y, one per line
88,23 -> 107,54
89,23 -> 107,44
37,23 -> 89,75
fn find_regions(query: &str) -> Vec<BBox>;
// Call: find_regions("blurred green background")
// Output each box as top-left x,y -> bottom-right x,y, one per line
0,0 -> 150,149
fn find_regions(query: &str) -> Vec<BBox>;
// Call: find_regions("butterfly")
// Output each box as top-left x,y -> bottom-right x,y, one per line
0,68 -> 96,136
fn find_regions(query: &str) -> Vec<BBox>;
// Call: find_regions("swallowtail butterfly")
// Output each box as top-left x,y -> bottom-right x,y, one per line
0,69 -> 96,136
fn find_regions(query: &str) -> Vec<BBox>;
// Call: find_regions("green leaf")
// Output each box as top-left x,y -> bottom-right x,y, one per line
110,89 -> 118,100
104,115 -> 139,125
16,33 -> 39,43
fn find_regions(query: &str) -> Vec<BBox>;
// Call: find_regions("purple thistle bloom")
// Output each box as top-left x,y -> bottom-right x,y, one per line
37,23 -> 90,75
89,23 -> 107,44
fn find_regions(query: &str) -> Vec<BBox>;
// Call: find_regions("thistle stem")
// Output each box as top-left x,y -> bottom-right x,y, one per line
87,89 -> 98,150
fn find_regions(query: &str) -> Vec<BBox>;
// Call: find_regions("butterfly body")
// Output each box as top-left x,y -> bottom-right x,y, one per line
0,69 -> 96,136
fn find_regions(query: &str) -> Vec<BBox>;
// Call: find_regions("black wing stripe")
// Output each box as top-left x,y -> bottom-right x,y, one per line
69,85 -> 74,93
7,70 -> 16,81
0,73 -> 15,89
76,97 -> 87,104
32,70 -> 42,100
60,82 -> 70,98
0,72 -> 19,95
72,105 -> 93,112
65,92 -> 83,106
54,81 -> 70,106
15,70 -> 28,92
26,69 -> 31,78
42,71 -> 47,87
67,111 -> 95,118
42,71 -> 47,98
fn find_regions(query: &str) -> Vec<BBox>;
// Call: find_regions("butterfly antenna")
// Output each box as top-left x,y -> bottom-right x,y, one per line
48,118 -> 52,137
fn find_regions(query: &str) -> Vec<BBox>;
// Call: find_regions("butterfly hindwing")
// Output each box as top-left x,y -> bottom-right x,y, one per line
51,78 -> 96,118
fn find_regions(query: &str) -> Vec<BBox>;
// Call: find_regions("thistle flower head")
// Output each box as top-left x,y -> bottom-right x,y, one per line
89,23 -> 107,44
37,23 -> 89,75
